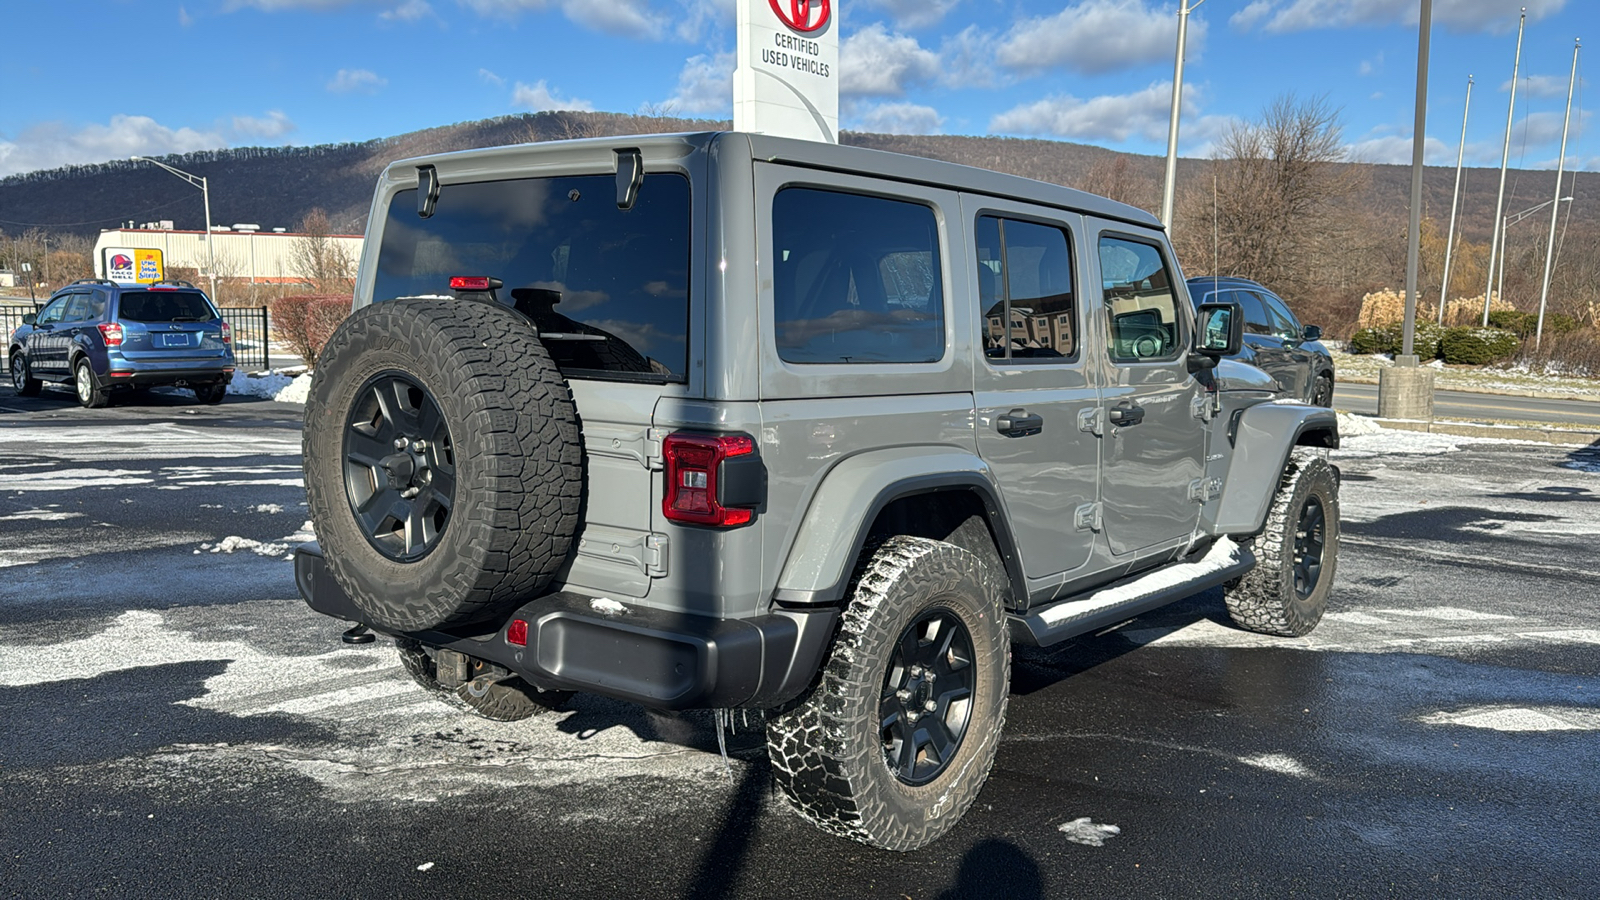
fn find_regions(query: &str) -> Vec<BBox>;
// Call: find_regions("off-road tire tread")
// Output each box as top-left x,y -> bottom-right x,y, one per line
765,536 -> 1010,852
1225,448 -> 1339,636
304,298 -> 582,630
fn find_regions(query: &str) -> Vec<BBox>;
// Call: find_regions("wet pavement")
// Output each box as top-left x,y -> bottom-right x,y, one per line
2,387 -> 1598,898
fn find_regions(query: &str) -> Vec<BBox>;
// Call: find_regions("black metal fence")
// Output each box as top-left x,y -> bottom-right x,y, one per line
1,304 -> 270,371
221,306 -> 271,372
1,305 -> 39,365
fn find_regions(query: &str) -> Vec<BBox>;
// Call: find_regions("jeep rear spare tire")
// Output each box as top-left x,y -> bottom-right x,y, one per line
304,298 -> 582,631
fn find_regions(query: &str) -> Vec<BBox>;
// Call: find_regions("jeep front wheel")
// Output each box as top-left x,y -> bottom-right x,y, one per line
1225,449 -> 1339,636
766,537 -> 1010,851
303,299 -> 582,631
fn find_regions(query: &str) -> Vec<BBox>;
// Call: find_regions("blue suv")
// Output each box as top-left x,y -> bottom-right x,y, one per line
8,279 -> 235,408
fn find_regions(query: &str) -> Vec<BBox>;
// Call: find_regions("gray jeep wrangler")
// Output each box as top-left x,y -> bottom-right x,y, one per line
295,132 -> 1339,851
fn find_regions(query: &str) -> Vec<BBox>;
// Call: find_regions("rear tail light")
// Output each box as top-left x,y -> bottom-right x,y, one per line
220,321 -> 232,344
97,322 -> 124,346
663,433 -> 761,527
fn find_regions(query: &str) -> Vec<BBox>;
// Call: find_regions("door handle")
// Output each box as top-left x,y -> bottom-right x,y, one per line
996,409 -> 1043,437
1108,403 -> 1145,427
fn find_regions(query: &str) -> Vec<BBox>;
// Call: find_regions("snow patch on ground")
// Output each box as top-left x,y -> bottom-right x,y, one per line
199,536 -> 290,558
0,508 -> 84,522
1379,607 -> 1515,621
1238,753 -> 1315,778
0,468 -> 153,491
1337,412 -> 1383,436
1333,430 -> 1463,458
1058,817 -> 1121,846
0,424 -> 300,461
227,369 -> 314,404
251,504 -> 285,514
1420,706 -> 1600,732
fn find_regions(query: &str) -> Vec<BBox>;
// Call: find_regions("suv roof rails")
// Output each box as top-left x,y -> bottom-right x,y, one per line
151,279 -> 198,289
71,278 -> 118,287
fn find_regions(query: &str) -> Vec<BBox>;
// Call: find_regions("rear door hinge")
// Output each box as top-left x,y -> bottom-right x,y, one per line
1078,407 -> 1104,437
1188,477 -> 1222,503
1074,502 -> 1103,532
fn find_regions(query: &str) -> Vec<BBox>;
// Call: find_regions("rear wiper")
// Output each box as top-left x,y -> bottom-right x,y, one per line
171,316 -> 203,322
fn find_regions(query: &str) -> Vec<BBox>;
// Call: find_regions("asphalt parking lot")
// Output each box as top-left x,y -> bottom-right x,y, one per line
3,383 -> 1599,898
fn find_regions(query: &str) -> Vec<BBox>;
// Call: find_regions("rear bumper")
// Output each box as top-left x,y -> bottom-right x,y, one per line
104,366 -> 232,387
294,542 -> 838,711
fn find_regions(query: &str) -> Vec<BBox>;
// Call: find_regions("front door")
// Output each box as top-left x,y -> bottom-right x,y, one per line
967,196 -> 1100,581
1091,228 -> 1206,557
29,296 -> 72,376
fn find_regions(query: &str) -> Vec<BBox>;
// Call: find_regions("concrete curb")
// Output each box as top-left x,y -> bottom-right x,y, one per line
1360,415 -> 1600,446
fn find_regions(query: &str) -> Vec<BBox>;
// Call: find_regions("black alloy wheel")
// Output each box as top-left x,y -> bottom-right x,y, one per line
879,608 -> 976,786
342,372 -> 456,561
1293,496 -> 1326,599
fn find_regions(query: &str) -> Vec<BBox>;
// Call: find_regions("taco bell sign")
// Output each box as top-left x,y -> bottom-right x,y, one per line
734,0 -> 839,143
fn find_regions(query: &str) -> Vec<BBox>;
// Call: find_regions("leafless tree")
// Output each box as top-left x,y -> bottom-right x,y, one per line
288,208 -> 355,294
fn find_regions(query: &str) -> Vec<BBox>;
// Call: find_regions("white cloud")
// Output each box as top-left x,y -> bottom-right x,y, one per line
479,68 -> 505,87
996,0 -> 1202,76
841,24 -> 941,97
673,0 -> 734,42
178,5 -> 195,26
1358,52 -> 1382,76
1256,0 -> 1566,34
1229,0 -> 1273,30
0,112 -> 297,178
991,82 -> 1190,143
458,0 -> 666,37
1345,134 -> 1453,165
1514,109 -> 1591,147
380,0 -> 433,21
662,52 -> 734,115
326,68 -> 387,93
859,0 -> 963,30
852,102 -> 945,135
1504,74 -> 1584,99
511,80 -> 593,112
938,25 -> 1002,89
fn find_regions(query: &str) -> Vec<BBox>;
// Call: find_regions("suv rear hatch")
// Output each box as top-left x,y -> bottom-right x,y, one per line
367,166 -> 693,604
114,290 -> 231,361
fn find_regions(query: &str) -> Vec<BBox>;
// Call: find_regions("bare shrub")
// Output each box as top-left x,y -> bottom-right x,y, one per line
270,294 -> 351,367
288,209 -> 355,294
1513,328 -> 1600,377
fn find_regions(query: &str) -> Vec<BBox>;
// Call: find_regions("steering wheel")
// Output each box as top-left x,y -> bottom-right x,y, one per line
1133,334 -> 1162,358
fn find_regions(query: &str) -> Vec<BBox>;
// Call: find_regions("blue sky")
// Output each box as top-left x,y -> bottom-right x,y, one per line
0,0 -> 1593,179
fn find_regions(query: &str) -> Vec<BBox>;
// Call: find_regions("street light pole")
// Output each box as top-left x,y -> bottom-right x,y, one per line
1536,39 -> 1580,351
1438,75 -> 1472,325
1160,0 -> 1204,231
1483,8 -> 1527,326
129,156 -> 216,298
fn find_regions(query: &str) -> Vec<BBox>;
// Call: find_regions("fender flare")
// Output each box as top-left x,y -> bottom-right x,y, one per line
1209,403 -> 1339,536
772,446 -> 1024,606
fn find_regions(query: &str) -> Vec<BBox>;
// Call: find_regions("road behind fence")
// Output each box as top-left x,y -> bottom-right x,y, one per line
2,304 -> 270,371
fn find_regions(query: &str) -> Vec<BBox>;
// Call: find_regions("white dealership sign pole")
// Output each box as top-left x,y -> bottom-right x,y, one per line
734,0 -> 839,143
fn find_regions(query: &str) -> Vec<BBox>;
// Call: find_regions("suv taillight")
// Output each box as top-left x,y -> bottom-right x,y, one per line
97,322 -> 124,346
663,433 -> 761,527
220,321 -> 232,344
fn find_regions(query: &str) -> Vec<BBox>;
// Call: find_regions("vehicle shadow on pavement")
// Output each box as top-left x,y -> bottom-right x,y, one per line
934,839 -> 1045,900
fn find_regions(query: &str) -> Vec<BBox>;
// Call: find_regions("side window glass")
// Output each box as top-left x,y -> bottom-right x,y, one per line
1099,236 -> 1183,363
1229,289 -> 1271,336
975,215 -> 1076,363
772,188 -> 945,365
37,298 -> 68,325
1258,292 -> 1300,339
64,294 -> 90,322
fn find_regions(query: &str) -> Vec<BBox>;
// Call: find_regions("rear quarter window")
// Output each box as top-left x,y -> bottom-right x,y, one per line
771,188 -> 945,365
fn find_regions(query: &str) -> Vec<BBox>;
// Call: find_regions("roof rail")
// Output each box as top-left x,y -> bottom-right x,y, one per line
71,278 -> 117,287
151,279 -> 197,289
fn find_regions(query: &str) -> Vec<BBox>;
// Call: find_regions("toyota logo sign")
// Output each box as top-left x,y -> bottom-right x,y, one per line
768,0 -> 830,33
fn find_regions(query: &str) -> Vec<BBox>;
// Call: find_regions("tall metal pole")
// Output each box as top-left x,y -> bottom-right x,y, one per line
1160,0 -> 1203,230
1401,0 -> 1432,360
1438,75 -> 1472,324
1536,39 -> 1580,351
1483,9 -> 1526,325
201,176 -> 216,298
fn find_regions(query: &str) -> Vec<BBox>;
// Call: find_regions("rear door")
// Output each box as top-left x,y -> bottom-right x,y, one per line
1091,228 -> 1205,557
965,195 -> 1100,580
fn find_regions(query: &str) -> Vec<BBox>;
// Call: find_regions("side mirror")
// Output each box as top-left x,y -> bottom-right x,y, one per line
1194,300 -> 1243,357
21,313 -> 36,325
1302,324 -> 1322,342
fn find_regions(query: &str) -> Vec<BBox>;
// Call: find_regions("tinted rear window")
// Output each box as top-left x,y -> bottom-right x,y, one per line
117,291 -> 216,323
373,173 -> 691,383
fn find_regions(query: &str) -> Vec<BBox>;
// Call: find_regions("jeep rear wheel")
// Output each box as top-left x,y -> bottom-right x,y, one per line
766,537 -> 1010,851
304,299 -> 582,631
1225,449 -> 1339,637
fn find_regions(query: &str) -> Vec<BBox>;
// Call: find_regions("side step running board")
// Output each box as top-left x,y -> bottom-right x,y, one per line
1010,541 -> 1256,647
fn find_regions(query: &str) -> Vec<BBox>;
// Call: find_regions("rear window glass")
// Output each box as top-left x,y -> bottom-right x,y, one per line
373,173 -> 691,383
772,188 -> 944,365
117,291 -> 216,323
